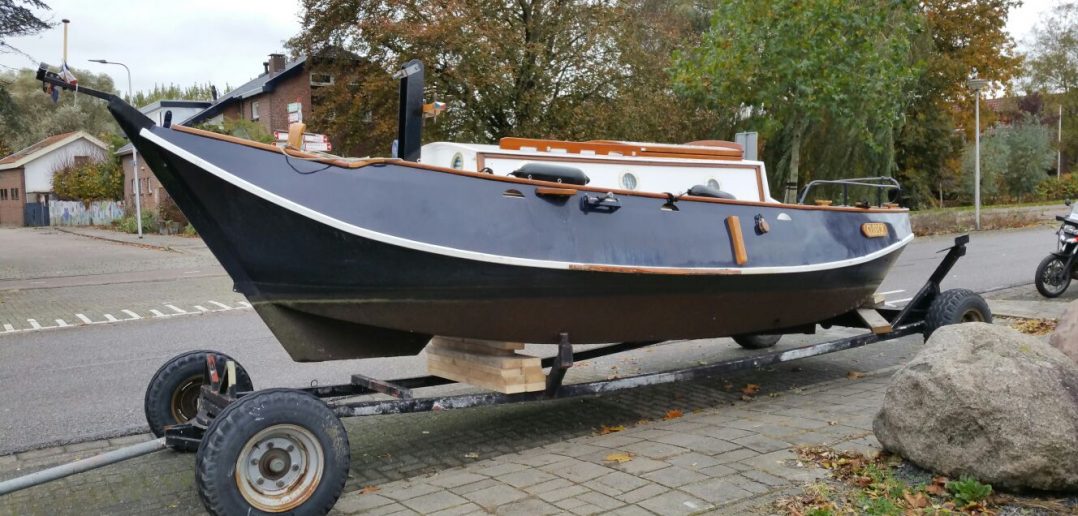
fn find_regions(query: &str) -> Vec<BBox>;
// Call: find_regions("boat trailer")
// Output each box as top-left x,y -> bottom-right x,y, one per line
0,236 -> 989,514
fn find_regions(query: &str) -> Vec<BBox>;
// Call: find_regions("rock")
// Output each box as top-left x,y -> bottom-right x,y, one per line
873,322 -> 1078,492
1050,300 -> 1078,365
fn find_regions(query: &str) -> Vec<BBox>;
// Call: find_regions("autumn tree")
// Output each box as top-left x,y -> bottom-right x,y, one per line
0,67 -> 119,151
288,0 -> 721,157
1025,1 -> 1078,176
674,0 -> 920,201
894,0 -> 1021,208
0,0 -> 52,152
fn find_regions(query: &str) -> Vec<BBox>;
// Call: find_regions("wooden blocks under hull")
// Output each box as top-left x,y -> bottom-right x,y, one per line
426,337 -> 546,394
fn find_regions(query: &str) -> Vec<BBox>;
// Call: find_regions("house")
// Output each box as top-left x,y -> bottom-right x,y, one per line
0,131 -> 109,226
116,100 -> 212,213
184,53 -> 323,135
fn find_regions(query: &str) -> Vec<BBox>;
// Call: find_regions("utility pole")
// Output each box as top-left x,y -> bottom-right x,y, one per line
1060,103 -> 1064,179
968,77 -> 989,231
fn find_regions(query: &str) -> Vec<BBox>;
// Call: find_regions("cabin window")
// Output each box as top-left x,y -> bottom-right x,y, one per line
310,73 -> 334,86
451,153 -> 464,170
251,101 -> 261,120
620,172 -> 638,191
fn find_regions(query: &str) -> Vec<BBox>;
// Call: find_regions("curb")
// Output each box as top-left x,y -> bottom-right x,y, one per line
52,227 -> 178,253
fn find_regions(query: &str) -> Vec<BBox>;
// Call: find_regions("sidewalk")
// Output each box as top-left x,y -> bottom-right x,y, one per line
50,226 -> 209,255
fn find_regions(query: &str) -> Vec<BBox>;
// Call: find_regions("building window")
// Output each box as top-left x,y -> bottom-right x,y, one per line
74,155 -> 89,166
0,189 -> 7,201
310,73 -> 334,86
11,188 -> 17,200
251,101 -> 260,120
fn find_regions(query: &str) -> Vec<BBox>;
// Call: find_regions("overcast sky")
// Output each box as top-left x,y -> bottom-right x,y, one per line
0,0 -> 1063,96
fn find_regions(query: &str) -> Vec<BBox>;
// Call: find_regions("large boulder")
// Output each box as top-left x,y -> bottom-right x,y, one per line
1050,300 -> 1078,365
873,323 -> 1078,491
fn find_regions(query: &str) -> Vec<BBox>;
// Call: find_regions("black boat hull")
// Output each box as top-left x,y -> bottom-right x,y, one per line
123,123 -> 911,361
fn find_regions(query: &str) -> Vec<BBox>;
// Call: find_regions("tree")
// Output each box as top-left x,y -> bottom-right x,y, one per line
894,0 -> 1022,208
130,82 -> 221,107
0,0 -> 50,38
961,115 -> 1055,203
1025,2 -> 1078,176
0,67 -> 119,152
288,0 -> 722,157
674,0 -> 919,201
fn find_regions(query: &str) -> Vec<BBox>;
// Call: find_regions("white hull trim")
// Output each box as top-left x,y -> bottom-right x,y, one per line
142,129 -> 913,275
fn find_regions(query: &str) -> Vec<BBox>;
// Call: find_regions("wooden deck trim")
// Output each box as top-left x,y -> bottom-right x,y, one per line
726,216 -> 748,266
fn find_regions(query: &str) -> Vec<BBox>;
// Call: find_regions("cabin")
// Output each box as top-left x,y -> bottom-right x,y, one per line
421,138 -> 774,203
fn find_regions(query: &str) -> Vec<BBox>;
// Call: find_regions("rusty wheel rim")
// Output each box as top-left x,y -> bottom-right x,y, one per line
235,424 -> 324,512
170,376 -> 203,423
961,309 -> 985,323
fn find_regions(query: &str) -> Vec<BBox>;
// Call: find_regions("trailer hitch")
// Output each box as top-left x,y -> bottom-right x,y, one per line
890,234 -> 969,328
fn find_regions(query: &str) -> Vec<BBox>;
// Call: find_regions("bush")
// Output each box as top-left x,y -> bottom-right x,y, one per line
1036,174 -> 1078,201
52,158 -> 124,201
113,213 -> 158,234
182,223 -> 198,237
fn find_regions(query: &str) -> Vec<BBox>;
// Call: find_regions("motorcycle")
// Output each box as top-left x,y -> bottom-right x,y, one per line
1035,200 -> 1078,298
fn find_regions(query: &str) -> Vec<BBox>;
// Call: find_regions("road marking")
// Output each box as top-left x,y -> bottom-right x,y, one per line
121,310 -> 141,320
55,319 -> 69,327
76,314 -> 93,324
27,319 -> 41,329
891,297 -> 913,304
103,314 -> 118,322
878,289 -> 905,296
237,301 -> 252,308
166,304 -> 188,314
0,299 -> 254,337
3,323 -> 14,332
194,305 -> 209,312
209,301 -> 232,310
150,309 -> 166,317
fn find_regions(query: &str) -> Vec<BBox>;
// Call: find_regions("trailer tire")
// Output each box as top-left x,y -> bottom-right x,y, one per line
733,334 -> 782,349
923,289 -> 991,339
196,388 -> 349,516
144,350 -> 253,446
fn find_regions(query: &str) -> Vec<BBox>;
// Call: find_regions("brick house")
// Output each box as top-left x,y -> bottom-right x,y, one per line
116,100 -> 211,214
0,131 -> 109,226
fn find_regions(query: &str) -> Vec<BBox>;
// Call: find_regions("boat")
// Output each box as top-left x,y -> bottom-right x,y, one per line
36,61 -> 912,362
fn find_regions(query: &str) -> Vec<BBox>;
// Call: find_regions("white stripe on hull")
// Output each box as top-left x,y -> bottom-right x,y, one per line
141,129 -> 913,275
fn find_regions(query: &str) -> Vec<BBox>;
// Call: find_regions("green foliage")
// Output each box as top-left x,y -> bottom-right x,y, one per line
195,118 -> 274,144
962,116 -> 1056,203
51,158 -> 124,201
129,83 -> 221,107
182,223 -> 197,237
674,0 -> 920,199
113,213 -> 158,234
1024,3 -> 1077,177
0,0 -> 51,38
0,68 -> 120,151
1036,174 -> 1078,200
946,475 -> 992,507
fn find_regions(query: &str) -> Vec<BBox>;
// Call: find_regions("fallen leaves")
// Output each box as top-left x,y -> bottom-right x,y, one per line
663,409 -> 683,420
1010,318 -> 1056,336
741,383 -> 761,396
597,424 -> 625,435
463,452 -> 479,459
846,371 -> 865,380
358,485 -> 381,495
604,451 -> 634,463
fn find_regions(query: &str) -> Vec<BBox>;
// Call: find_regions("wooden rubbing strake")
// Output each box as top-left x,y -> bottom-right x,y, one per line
426,337 -> 546,394
726,216 -> 748,266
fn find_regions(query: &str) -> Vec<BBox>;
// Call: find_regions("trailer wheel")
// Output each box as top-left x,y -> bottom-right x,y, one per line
733,334 -> 782,349
144,350 -> 253,444
923,289 -> 992,338
196,388 -> 349,516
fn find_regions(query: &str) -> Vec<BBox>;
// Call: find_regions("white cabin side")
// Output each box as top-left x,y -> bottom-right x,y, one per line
420,141 -> 777,203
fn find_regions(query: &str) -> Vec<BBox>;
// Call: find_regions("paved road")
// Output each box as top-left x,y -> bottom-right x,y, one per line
0,224 -> 1063,453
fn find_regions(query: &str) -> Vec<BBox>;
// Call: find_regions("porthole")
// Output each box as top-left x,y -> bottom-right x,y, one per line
621,172 -> 638,190
451,152 -> 464,170
707,178 -> 721,190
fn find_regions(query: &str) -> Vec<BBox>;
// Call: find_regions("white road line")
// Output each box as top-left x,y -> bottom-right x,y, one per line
55,319 -> 69,327
166,304 -> 188,314
27,319 -> 41,329
878,289 -> 905,296
121,310 -> 141,320
104,314 -> 119,322
890,297 -> 913,305
3,323 -> 14,332
237,301 -> 252,308
76,314 -> 92,324
194,305 -> 209,312
150,309 -> 166,317
208,301 -> 232,310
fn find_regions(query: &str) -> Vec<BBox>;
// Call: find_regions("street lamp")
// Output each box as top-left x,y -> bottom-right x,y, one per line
89,59 -> 142,238
967,77 -> 989,231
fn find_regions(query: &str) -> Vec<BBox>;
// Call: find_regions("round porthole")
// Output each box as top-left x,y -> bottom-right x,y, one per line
621,172 -> 638,190
707,178 -> 721,190
451,153 -> 464,170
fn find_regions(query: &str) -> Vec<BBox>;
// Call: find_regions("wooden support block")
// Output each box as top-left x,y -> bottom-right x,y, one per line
856,308 -> 893,335
426,336 -> 545,394
861,294 -> 886,308
726,216 -> 748,265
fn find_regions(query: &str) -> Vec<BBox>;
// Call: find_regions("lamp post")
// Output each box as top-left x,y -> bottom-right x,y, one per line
968,77 -> 989,231
89,59 -> 141,238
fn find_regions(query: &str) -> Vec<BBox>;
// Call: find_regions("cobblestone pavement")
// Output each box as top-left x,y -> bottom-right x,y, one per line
0,334 -> 920,515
